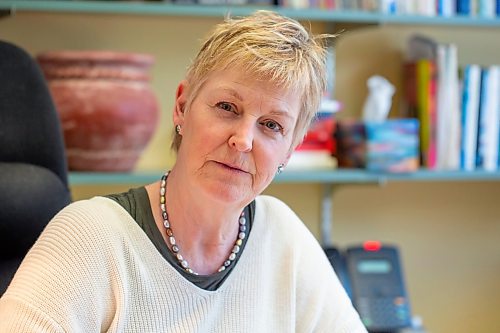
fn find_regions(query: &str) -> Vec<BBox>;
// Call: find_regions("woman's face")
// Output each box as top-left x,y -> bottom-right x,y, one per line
173,68 -> 301,206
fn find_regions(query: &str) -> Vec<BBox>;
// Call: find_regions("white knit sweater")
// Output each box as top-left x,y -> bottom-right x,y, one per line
0,195 -> 366,333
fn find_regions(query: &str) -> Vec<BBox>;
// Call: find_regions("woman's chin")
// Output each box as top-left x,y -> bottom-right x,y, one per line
202,181 -> 252,205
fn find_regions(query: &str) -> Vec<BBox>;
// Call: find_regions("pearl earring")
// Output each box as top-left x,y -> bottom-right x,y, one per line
277,164 -> 285,175
175,124 -> 181,134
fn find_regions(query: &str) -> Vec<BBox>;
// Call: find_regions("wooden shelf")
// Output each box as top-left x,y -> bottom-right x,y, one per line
2,1 -> 500,27
68,169 -> 500,186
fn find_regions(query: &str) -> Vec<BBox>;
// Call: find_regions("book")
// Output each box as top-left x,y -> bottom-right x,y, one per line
478,0 -> 496,17
437,0 -> 456,16
460,64 -> 482,171
457,0 -> 472,14
404,59 -> 437,168
476,66 -> 500,171
417,59 -> 437,169
290,103 -> 339,170
287,150 -> 338,170
436,43 -> 461,170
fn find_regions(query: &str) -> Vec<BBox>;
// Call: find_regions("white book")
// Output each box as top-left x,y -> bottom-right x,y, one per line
414,0 -> 436,16
436,44 -> 448,169
478,0 -> 496,17
436,43 -> 461,170
460,64 -> 482,171
380,0 -> 397,13
396,0 -> 416,14
447,44 -> 461,170
287,151 -> 337,170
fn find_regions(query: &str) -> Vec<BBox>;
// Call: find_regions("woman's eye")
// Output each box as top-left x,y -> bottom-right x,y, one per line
262,120 -> 283,133
216,102 -> 235,113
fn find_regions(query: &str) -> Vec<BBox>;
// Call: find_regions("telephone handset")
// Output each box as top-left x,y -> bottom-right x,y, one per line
325,241 -> 412,333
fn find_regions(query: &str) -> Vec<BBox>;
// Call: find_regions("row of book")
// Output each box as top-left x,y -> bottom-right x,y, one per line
403,35 -> 500,171
279,0 -> 500,17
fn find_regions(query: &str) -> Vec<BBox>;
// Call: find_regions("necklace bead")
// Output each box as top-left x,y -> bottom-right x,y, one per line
159,171 -> 246,275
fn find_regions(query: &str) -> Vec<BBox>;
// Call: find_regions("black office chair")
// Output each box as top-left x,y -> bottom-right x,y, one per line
0,40 -> 72,295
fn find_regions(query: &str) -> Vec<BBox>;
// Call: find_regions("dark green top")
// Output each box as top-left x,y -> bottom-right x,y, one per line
106,187 -> 254,291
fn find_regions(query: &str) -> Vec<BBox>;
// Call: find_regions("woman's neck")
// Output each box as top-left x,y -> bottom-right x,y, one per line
145,174 -> 245,275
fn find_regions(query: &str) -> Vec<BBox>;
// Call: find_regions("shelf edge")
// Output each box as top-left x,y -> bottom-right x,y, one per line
2,1 -> 500,27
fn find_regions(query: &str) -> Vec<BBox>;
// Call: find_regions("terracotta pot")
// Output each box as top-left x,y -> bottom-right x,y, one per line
36,50 -> 159,172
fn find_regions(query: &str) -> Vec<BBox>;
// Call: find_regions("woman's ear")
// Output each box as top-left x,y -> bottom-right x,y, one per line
173,80 -> 189,127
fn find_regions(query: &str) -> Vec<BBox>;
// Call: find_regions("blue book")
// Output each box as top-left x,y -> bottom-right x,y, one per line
476,68 -> 488,168
460,64 -> 482,171
477,66 -> 500,170
438,0 -> 456,16
498,128 -> 500,168
456,0 -> 471,14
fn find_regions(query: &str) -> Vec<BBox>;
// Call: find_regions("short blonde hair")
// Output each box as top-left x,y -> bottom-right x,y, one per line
172,10 -> 333,151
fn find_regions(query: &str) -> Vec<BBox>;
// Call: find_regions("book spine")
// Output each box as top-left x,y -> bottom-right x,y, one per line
380,0 -> 397,13
447,44 -> 461,170
436,43 -> 461,170
436,44 -> 448,169
477,66 -> 500,170
438,0 -> 456,16
487,66 -> 499,171
460,64 -> 482,171
478,0 -> 496,17
476,67 -> 489,168
417,60 -> 430,167
416,59 -> 437,168
428,63 -> 438,169
457,0 -> 471,14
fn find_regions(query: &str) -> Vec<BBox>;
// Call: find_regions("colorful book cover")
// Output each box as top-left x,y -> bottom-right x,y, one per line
403,60 -> 436,168
416,59 -> 437,168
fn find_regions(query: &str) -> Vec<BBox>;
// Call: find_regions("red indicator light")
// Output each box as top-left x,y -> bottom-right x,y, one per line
363,240 -> 382,252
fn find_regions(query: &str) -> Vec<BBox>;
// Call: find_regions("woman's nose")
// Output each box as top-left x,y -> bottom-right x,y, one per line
228,123 -> 254,152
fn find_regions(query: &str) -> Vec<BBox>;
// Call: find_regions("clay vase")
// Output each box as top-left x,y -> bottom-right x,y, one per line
36,50 -> 159,172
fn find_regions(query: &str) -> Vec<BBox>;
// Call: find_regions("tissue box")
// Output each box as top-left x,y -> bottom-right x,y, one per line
334,119 -> 419,172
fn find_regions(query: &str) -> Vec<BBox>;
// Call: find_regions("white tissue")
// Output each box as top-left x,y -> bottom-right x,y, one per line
362,75 -> 395,122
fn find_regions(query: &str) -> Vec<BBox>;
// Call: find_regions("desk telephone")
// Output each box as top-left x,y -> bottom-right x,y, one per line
325,241 -> 412,333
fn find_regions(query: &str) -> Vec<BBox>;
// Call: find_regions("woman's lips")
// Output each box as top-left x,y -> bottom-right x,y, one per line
216,161 -> 249,174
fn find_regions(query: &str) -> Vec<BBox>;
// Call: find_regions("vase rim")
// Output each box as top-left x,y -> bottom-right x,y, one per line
36,50 -> 154,66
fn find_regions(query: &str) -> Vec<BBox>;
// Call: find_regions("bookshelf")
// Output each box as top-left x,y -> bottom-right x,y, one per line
1,0 -> 500,27
69,168 -> 500,185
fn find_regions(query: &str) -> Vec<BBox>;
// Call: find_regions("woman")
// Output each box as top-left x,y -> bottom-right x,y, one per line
0,10 -> 366,332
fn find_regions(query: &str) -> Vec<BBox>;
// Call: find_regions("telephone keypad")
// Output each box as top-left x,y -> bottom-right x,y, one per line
357,296 -> 410,329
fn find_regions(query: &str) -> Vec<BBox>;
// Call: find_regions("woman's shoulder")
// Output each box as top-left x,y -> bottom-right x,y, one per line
48,196 -> 138,241
254,195 -> 303,226
59,195 -> 130,220
253,195 -> 313,242
254,195 -> 294,215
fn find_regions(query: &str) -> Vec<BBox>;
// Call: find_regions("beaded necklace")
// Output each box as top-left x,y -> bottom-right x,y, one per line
159,171 -> 247,275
